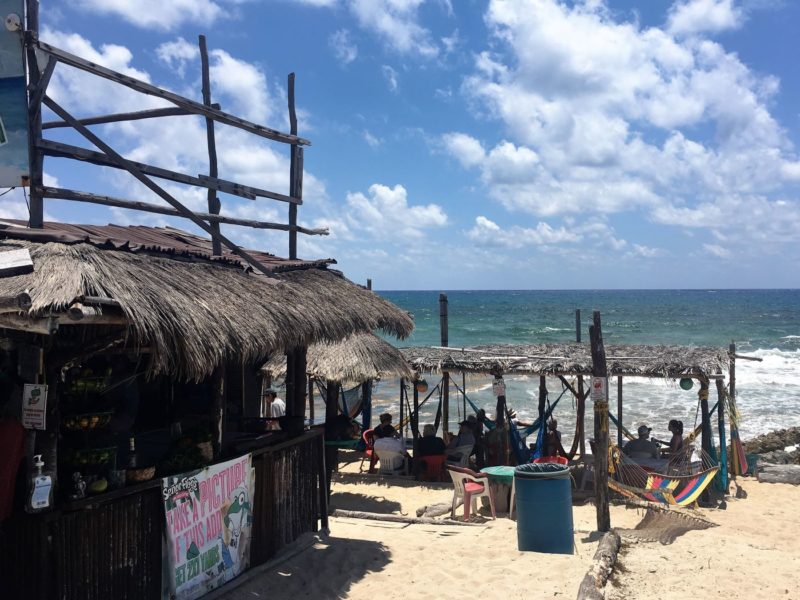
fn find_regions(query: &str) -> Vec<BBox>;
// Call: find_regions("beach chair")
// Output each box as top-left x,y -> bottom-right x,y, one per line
534,456 -> 569,465
359,429 -> 378,473
418,454 -> 447,482
445,444 -> 474,467
446,465 -> 496,520
375,448 -> 408,475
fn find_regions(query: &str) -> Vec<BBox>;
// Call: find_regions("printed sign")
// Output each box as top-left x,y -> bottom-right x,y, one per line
590,377 -> 607,403
492,378 -> 506,397
0,1 -> 29,187
21,383 -> 46,429
162,455 -> 254,600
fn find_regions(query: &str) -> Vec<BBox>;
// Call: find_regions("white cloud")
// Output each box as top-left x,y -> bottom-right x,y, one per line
156,37 -> 199,77
209,50 -> 272,123
348,0 -> 439,58
442,132 -> 485,167
363,130 -> 381,147
702,243 -> 731,258
345,183 -> 447,240
382,65 -> 399,92
466,216 -> 574,249
295,0 -> 339,6
329,29 -> 358,65
667,0 -> 744,37
75,0 -> 223,31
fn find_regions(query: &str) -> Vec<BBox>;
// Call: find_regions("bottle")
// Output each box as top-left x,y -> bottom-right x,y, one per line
127,437 -> 138,469
27,454 -> 53,512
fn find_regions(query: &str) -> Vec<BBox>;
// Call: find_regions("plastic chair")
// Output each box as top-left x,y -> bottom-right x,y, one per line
534,455 -> 569,465
445,444 -> 474,467
375,448 -> 408,475
446,465 -> 496,520
359,429 -> 378,473
418,454 -> 447,482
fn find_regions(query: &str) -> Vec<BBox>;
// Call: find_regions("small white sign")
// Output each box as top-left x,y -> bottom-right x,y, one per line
22,383 -> 47,430
591,377 -> 607,403
492,378 -> 506,397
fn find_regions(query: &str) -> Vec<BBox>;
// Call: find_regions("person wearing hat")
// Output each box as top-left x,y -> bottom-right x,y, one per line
262,388 -> 285,430
623,424 -> 659,460
445,419 -> 476,463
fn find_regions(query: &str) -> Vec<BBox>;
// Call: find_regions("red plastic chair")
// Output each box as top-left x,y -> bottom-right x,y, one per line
534,455 -> 569,465
359,429 -> 378,473
418,454 -> 447,482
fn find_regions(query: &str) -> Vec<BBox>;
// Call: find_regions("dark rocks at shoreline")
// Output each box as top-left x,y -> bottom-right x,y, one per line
743,427 -> 800,465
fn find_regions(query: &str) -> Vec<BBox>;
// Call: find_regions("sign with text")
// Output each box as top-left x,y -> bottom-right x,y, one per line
21,383 -> 46,429
492,378 -> 506,397
162,455 -> 254,600
590,377 -> 608,403
0,0 -> 29,187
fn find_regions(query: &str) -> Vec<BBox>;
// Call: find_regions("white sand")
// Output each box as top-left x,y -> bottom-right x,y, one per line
224,453 -> 800,600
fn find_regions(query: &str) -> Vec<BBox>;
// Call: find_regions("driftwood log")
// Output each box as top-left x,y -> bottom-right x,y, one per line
416,501 -> 461,518
757,464 -> 800,485
576,530 -> 621,600
332,509 -> 479,526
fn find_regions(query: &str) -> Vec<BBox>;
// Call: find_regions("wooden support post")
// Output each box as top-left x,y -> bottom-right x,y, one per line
199,35 -> 221,256
308,377 -> 315,422
575,309 -> 581,343
715,377 -> 729,494
439,293 -> 449,433
212,366 -> 225,458
361,380 -> 372,432
317,433 -> 329,530
26,0 -> 43,227
538,375 -> 547,449
699,379 -> 712,501
576,310 -> 586,457
323,380 -> 339,498
729,342 -> 739,478
284,347 -> 307,418
366,278 -> 372,291
617,376 -> 623,448
412,381 -> 419,474
287,73 -> 303,260
589,310 -> 611,532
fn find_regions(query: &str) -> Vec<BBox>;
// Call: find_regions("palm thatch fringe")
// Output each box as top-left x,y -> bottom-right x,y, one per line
401,343 -> 728,380
262,331 -> 413,383
0,239 -> 413,380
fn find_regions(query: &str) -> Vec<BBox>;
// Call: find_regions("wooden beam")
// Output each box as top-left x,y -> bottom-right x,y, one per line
42,106 -> 199,129
41,187 -> 327,235
25,2 -> 43,227
589,310 -> 611,532
0,292 -> 32,313
42,96 -> 280,278
199,35 -> 221,257
0,315 -> 58,335
38,41 -> 311,146
39,139 -> 300,204
288,73 -> 300,260
440,293 -> 449,433
28,56 -> 56,123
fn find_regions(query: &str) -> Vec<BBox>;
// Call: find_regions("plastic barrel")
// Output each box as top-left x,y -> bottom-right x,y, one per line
514,463 -> 573,554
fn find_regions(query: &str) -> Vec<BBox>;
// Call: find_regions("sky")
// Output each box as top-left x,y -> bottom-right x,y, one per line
1,0 -> 799,290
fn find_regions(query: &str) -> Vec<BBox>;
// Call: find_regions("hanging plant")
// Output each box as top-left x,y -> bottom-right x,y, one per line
415,378 -> 428,393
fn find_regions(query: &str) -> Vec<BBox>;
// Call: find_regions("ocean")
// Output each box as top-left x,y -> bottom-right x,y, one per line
360,289 -> 800,444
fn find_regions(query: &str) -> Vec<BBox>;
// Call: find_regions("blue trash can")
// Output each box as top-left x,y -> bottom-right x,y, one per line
514,463 -> 573,554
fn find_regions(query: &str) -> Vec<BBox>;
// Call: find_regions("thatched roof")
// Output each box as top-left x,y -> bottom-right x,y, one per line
262,332 -> 413,383
401,343 -> 729,380
0,223 -> 414,380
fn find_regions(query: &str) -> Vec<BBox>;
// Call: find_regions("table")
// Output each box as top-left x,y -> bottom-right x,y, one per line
480,466 -> 516,517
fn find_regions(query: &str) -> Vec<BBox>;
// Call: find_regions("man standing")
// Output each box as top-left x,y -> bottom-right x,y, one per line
263,388 -> 285,429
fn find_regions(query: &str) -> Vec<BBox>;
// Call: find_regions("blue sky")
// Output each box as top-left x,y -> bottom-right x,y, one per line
1,0 -> 799,289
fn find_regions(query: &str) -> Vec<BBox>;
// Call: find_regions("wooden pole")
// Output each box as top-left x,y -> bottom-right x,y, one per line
323,380 -> 340,498
617,376 -> 623,448
538,375 -> 547,450
399,378 -> 404,438
211,365 -> 225,458
715,377 -> 729,494
729,342 -> 738,478
439,293 -> 449,433
287,73 -> 302,260
589,310 -> 611,532
43,106 -> 198,129
366,278 -> 372,291
412,381 -> 419,475
308,377 -> 315,422
576,310 -> 586,457
699,379 -> 712,501
199,35 -> 221,256
26,0 -> 43,227
575,309 -> 581,343
317,433 -> 329,529
294,347 -> 307,418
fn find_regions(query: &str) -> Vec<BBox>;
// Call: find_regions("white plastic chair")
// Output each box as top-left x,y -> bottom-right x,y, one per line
445,444 -> 474,467
446,465 -> 496,520
375,448 -> 407,475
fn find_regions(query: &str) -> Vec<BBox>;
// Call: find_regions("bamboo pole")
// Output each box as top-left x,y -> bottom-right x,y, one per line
589,310 -> 610,532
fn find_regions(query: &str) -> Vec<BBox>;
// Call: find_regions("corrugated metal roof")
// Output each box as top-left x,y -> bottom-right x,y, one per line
0,220 -> 334,272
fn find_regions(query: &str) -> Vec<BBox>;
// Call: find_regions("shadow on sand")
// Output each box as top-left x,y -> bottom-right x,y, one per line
329,491 -> 402,514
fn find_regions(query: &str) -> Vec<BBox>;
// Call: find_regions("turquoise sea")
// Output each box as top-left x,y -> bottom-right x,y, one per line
363,290 -> 800,444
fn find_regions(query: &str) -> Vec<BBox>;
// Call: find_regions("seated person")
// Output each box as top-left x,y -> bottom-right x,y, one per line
373,412 -> 397,438
417,424 -> 446,457
544,418 -> 567,457
446,420 -> 476,462
667,419 -> 684,455
373,434 -> 409,472
623,424 -> 659,460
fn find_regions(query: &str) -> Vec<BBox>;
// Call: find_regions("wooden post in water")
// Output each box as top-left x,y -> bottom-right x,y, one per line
439,293 -> 449,433
617,376 -> 623,447
589,311 -> 611,532
199,35 -> 221,256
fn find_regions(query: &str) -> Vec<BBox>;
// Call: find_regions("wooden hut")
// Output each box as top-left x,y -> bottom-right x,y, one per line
0,221 -> 413,600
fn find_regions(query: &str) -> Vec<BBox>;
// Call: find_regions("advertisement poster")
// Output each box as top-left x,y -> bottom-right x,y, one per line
492,377 -> 506,397
21,383 -> 47,429
591,376 -> 608,403
162,454 -> 254,600
0,1 -> 29,187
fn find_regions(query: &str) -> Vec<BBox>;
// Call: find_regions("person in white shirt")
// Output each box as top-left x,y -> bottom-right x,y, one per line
263,388 -> 285,430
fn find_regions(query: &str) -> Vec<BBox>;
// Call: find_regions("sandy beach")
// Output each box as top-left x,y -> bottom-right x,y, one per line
220,451 -> 800,600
